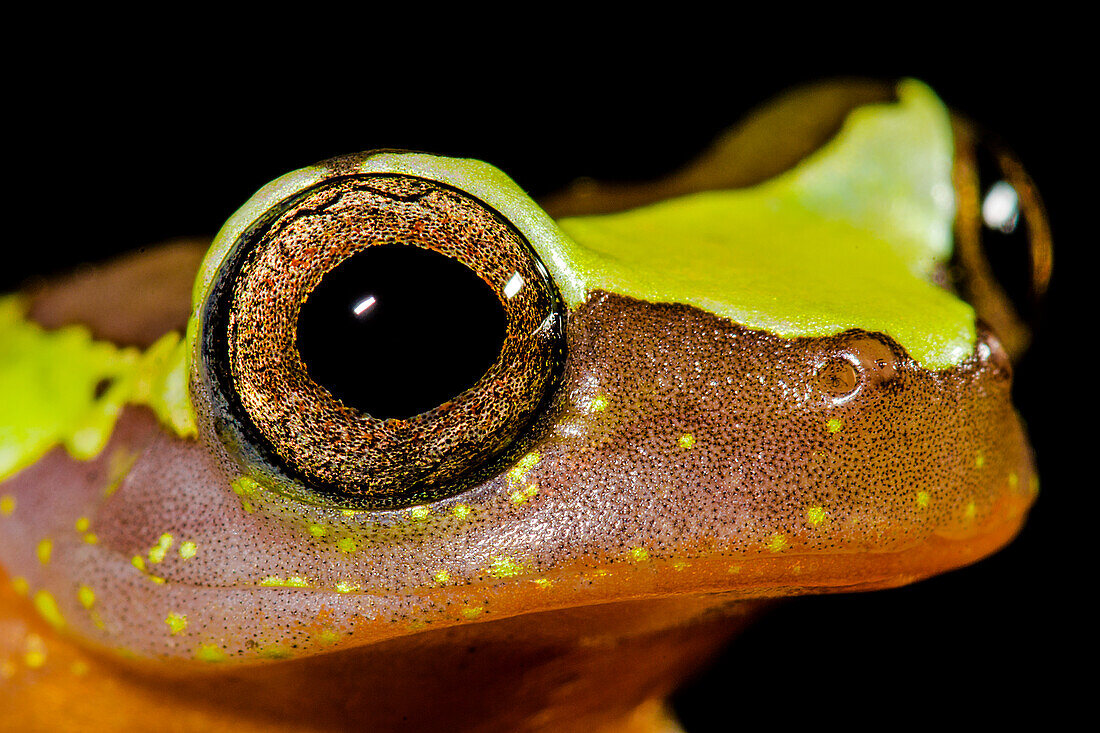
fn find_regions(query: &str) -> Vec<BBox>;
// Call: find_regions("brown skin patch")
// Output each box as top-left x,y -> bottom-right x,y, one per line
0,238 -> 1034,726
25,239 -> 207,348
1,255 -> 1034,666
1,229 -> 1035,728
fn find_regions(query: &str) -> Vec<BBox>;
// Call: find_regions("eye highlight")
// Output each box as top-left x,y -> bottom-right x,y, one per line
202,174 -> 565,508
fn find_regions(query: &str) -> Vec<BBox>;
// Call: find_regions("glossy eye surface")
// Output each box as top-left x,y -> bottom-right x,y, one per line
202,174 -> 564,508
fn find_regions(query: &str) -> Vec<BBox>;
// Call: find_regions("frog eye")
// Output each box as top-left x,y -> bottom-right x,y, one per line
951,119 -> 1052,359
200,173 -> 565,508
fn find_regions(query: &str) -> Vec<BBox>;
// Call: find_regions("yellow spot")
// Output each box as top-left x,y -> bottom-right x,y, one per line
104,449 -> 138,498
678,433 -> 696,449
433,570 -> 451,584
148,533 -> 174,564
974,451 -> 985,468
409,505 -> 430,521
24,634 -> 47,668
334,581 -> 360,593
488,556 -> 526,578
231,476 -> 259,497
148,575 -> 165,585
1008,472 -> 1019,490
589,394 -> 608,413
259,645 -> 291,659
672,560 -> 690,571
767,533 -> 788,552
806,505 -> 827,526
77,585 -> 96,609
510,483 -> 539,504
11,577 -> 29,596
33,591 -> 65,629
89,610 -> 106,630
916,491 -> 930,509
74,516 -> 90,532
965,501 -> 977,519
629,547 -> 650,562
317,629 -> 339,645
727,565 -> 741,574
260,576 -> 310,588
452,504 -> 472,519
508,451 -> 541,485
337,537 -> 358,553
179,541 -> 197,559
1029,475 -> 1040,494
308,524 -> 326,538
533,578 -> 552,589
827,418 -> 843,434
461,607 -> 484,619
196,644 -> 227,663
0,495 -> 15,516
131,555 -> 146,572
790,562 -> 803,575
70,661 -> 89,676
232,477 -> 260,512
36,538 -> 52,565
340,509 -> 360,517
165,613 -> 188,635
82,533 -> 98,545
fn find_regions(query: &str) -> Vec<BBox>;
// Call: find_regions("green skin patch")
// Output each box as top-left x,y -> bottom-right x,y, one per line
0,296 -> 194,481
4,79 -> 971,479
556,80 -> 970,369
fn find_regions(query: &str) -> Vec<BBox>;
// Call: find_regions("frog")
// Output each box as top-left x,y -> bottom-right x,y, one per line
0,78 -> 1044,732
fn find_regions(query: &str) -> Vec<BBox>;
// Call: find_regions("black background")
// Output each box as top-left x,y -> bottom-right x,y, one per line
7,37 -> 1080,729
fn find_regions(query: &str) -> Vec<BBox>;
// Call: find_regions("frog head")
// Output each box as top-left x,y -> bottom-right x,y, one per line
0,79 -> 1041,729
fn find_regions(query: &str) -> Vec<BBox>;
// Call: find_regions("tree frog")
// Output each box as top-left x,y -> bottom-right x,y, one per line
0,79 -> 1044,731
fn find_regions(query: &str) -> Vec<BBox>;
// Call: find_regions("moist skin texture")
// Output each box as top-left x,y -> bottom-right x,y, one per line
1,249 -> 1034,731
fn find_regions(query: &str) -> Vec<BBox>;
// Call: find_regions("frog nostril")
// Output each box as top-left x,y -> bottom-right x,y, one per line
815,333 -> 902,401
841,335 -> 900,386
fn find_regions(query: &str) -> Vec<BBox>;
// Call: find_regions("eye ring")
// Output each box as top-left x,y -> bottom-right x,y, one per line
200,173 -> 565,509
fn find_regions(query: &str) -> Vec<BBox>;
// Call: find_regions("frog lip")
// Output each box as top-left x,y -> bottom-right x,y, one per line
9,478 -> 1028,667
198,487 -> 1032,603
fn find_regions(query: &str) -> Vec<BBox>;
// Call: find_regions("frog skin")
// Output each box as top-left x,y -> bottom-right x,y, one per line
0,79 -> 1042,732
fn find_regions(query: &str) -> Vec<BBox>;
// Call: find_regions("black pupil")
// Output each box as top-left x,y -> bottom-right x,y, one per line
296,244 -> 507,420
